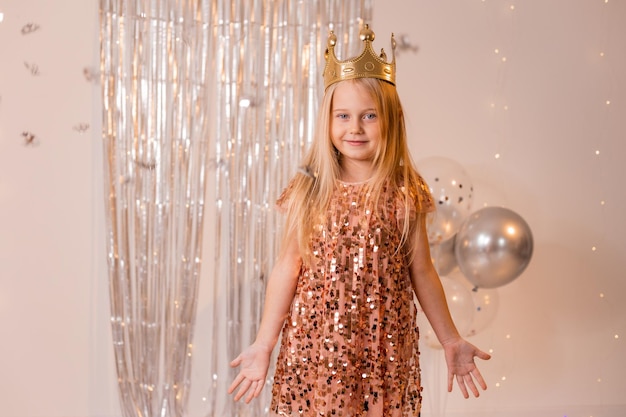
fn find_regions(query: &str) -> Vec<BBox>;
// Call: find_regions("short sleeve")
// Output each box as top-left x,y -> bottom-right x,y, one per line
275,179 -> 296,213
416,175 -> 435,214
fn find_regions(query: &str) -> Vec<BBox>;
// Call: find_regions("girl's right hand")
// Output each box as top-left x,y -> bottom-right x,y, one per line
228,343 -> 272,403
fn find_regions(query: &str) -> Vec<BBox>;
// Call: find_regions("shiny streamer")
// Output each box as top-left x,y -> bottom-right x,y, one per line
207,1 -> 373,416
100,0 -> 373,416
100,1 -> 211,416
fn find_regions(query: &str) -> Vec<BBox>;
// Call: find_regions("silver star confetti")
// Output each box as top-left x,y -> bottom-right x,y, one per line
22,131 -> 39,146
21,23 -> 41,35
73,123 -> 90,133
24,62 -> 40,76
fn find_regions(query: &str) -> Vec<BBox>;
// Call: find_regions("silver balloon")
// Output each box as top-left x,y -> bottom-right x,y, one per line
454,207 -> 533,289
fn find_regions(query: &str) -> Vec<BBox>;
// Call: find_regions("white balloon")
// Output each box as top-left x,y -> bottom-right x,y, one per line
417,276 -> 475,349
418,156 -> 474,244
430,234 -> 458,276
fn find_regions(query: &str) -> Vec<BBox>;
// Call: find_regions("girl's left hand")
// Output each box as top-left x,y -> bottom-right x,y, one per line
228,343 -> 272,403
441,337 -> 491,398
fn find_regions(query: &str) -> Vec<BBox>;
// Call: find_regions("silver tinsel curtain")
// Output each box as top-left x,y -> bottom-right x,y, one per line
100,1 -> 372,416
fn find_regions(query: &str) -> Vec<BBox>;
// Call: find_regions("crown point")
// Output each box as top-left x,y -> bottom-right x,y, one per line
360,26 -> 375,42
322,24 -> 396,90
328,31 -> 337,47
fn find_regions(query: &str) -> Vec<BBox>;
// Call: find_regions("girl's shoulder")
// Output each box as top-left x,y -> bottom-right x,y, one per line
393,174 -> 435,214
275,173 -> 317,211
414,174 -> 435,213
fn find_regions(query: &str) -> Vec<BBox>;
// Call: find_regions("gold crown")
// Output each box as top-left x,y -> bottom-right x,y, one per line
323,24 -> 396,90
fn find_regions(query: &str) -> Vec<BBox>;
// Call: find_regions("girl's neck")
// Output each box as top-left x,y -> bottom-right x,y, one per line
339,162 -> 374,183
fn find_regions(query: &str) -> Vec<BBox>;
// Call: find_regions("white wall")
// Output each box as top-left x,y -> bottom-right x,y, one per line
372,1 -> 626,416
0,1 -> 624,417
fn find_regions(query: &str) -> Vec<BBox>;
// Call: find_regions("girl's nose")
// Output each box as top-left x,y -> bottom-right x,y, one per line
350,121 -> 363,134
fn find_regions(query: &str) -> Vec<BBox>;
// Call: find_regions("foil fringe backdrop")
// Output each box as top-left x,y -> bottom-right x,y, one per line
100,1 -> 212,416
209,2 -> 372,415
100,1 -> 372,416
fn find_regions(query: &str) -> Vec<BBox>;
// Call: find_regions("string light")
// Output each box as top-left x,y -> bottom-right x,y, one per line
486,2 -> 515,161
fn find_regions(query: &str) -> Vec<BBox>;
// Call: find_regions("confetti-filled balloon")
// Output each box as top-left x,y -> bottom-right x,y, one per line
430,234 -> 458,276
467,287 -> 500,336
418,156 -> 474,244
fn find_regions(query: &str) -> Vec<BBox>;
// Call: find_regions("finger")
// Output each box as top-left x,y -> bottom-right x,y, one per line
465,373 -> 480,397
253,379 -> 264,397
470,367 -> 488,390
244,381 -> 257,404
475,349 -> 492,361
228,373 -> 245,394
447,371 -> 454,392
234,379 -> 253,402
456,375 -> 469,399
230,355 -> 242,367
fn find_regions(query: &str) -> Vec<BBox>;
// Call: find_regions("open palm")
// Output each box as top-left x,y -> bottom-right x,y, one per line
228,343 -> 272,403
442,338 -> 491,398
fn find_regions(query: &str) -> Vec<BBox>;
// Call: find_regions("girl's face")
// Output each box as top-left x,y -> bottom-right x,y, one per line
330,81 -> 382,178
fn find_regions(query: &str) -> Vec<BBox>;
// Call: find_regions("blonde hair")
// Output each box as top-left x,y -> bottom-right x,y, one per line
282,78 -> 425,261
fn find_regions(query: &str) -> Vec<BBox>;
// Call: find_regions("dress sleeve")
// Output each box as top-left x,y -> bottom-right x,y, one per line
416,175 -> 435,214
275,178 -> 296,213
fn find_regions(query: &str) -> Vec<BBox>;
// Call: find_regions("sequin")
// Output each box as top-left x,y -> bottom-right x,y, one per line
272,178 -> 434,416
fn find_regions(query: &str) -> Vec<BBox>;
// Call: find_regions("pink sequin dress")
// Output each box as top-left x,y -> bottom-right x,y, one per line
271,178 -> 434,417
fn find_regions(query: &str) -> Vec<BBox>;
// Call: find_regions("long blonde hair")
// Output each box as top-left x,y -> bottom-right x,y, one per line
282,78 -> 425,261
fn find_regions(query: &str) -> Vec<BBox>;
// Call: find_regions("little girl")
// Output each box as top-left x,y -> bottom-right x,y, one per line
228,24 -> 490,417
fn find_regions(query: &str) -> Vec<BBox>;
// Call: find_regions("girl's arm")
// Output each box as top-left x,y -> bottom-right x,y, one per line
228,232 -> 302,403
409,214 -> 491,398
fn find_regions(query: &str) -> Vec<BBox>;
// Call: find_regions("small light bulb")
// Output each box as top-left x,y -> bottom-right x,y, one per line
606,100 -> 611,105
510,5 -> 515,10
600,52 -> 605,57
502,56 -> 507,62
595,150 -> 600,155
494,153 -> 501,159
600,200 -> 605,205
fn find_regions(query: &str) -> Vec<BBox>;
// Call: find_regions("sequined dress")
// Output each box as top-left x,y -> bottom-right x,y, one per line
271,178 -> 434,417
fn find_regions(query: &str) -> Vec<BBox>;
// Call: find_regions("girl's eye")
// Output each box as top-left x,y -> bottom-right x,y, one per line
364,113 -> 377,120
337,114 -> 349,120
